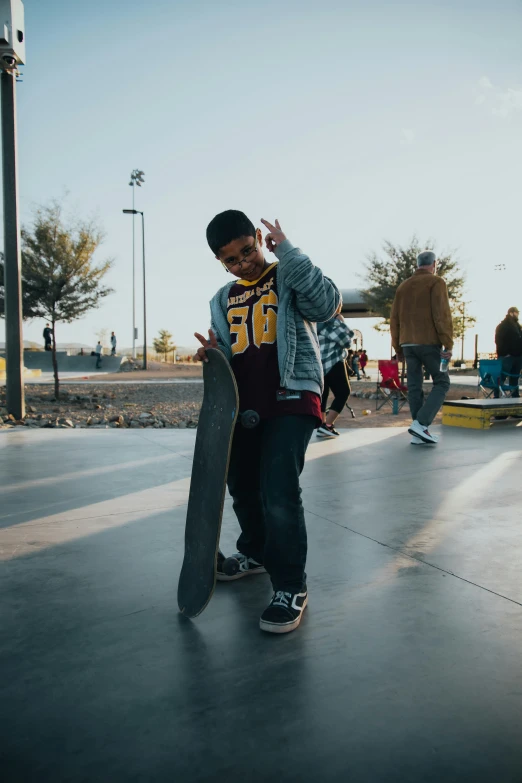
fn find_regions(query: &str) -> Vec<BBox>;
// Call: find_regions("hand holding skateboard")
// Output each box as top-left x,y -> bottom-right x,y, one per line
194,329 -> 219,363
261,218 -> 286,253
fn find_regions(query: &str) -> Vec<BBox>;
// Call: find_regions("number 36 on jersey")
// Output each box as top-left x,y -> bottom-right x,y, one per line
228,289 -> 278,356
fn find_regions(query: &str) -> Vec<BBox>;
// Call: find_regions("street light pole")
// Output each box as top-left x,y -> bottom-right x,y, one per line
128,169 -> 144,358
132,181 -> 135,357
122,209 -> 147,370
140,211 -> 147,370
2,68 -> 24,419
461,301 -> 465,363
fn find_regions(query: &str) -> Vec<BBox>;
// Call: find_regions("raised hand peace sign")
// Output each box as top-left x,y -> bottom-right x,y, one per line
193,329 -> 219,363
261,218 -> 286,253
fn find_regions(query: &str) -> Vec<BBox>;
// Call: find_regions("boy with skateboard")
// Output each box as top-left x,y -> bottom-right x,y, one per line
194,210 -> 340,633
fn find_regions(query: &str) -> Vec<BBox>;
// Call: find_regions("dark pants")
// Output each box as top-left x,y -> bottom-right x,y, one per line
44,342 -> 52,352
227,414 -> 315,592
494,355 -> 522,398
403,345 -> 450,427
96,354 -> 102,368
321,360 -> 351,413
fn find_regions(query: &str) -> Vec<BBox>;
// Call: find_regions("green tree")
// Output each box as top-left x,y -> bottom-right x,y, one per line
361,237 -> 475,339
452,300 -> 477,342
153,329 -> 176,360
18,203 -> 113,398
0,251 -> 44,320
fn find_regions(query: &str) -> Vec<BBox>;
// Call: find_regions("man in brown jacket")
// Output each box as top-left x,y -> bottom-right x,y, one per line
390,251 -> 454,445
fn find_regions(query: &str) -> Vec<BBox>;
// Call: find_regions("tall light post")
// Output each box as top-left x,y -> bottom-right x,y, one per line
128,169 -> 144,357
123,209 -> 147,370
1,0 -> 26,420
456,299 -> 473,363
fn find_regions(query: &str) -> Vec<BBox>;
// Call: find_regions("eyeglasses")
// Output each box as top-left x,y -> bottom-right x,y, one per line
221,236 -> 258,271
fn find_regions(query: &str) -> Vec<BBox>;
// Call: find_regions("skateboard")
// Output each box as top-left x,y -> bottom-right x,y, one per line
177,347 -> 239,617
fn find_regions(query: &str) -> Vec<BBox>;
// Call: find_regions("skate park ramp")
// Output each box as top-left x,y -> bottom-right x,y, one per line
20,351 -> 123,373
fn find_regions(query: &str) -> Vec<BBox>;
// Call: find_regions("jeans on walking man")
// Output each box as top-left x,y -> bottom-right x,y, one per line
390,251 -> 454,445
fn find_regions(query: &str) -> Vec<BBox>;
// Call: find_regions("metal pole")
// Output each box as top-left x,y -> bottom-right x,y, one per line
2,70 -> 24,420
461,302 -> 465,362
141,211 -> 147,371
132,182 -> 136,358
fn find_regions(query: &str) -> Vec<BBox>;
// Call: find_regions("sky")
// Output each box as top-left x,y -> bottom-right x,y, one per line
1,0 -> 521,359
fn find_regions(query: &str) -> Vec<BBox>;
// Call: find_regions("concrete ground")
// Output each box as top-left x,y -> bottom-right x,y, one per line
1,423 -> 522,782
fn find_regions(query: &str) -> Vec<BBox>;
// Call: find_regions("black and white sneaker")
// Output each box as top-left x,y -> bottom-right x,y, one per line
316,424 -> 339,439
216,551 -> 267,582
259,589 -> 308,634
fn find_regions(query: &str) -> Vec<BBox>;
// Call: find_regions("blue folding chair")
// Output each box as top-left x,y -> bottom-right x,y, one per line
478,359 -> 520,398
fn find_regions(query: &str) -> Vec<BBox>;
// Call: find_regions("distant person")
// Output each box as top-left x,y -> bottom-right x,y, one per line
352,350 -> 361,380
43,324 -> 52,351
110,331 -> 117,356
494,306 -> 522,398
316,306 -> 354,438
359,349 -> 368,377
95,341 -> 103,369
346,349 -> 355,377
390,250 -> 453,445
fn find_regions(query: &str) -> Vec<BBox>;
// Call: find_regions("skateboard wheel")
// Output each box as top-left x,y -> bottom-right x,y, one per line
222,556 -> 241,576
240,410 -> 260,429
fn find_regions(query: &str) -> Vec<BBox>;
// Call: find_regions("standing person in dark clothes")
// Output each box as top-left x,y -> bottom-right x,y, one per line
346,349 -> 355,377
316,306 -> 354,438
352,350 -> 361,380
95,341 -> 103,369
43,324 -> 52,351
194,210 -> 339,634
110,332 -> 117,356
494,307 -> 522,397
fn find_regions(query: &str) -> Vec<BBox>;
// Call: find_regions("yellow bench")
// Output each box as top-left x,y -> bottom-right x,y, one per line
442,398 -> 522,429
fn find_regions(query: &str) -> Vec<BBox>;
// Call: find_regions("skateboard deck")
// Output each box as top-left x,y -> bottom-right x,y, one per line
177,347 -> 239,617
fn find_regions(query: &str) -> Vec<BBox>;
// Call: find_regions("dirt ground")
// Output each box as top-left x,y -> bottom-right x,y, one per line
106,363 -> 475,430
329,381 -> 476,429
1,356 -> 479,430
103,361 -> 203,382
4,380 -> 476,431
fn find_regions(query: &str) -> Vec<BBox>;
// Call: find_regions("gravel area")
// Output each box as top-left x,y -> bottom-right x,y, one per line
0,380 -> 478,431
0,383 -> 204,430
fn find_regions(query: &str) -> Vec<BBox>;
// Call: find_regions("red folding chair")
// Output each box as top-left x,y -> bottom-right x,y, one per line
376,360 -> 408,412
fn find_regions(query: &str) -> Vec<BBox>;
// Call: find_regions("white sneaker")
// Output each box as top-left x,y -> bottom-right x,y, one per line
410,435 -> 424,445
408,420 -> 439,444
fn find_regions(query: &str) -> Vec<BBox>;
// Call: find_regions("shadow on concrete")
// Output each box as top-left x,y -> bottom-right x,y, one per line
1,428 -> 522,781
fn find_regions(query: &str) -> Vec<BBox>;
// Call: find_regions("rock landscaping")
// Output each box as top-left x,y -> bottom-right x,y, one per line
0,383 -> 203,430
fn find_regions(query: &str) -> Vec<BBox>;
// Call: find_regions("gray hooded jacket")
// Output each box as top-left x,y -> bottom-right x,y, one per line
209,239 -> 340,397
